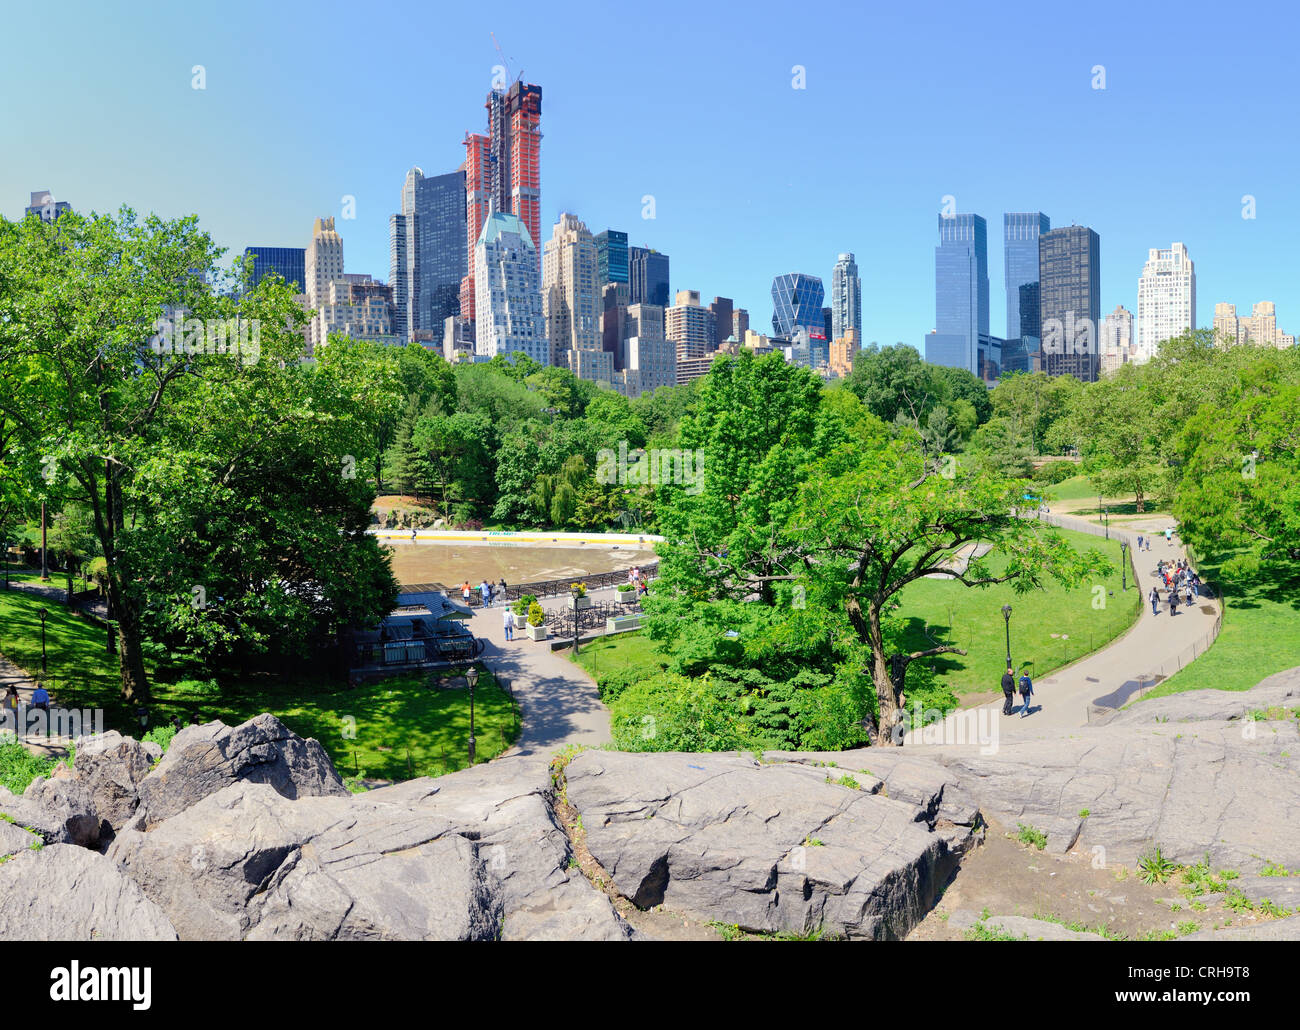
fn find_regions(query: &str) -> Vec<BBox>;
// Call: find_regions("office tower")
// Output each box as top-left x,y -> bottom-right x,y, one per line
305,217 -> 346,351
443,315 -> 476,362
389,167 -> 467,341
629,246 -> 670,307
24,190 -> 71,222
601,283 -> 630,370
619,303 -> 676,396
1003,213 -> 1050,340
923,213 -> 989,376
242,247 -> 306,293
1039,225 -> 1101,382
666,290 -> 715,360
460,81 -> 542,320
821,306 -> 833,339
831,252 -> 862,345
1100,305 -> 1134,374
542,213 -> 609,382
474,210 -> 547,365
770,273 -> 825,338
1135,242 -> 1195,362
709,297 -> 734,347
1213,301 -> 1295,348
595,229 -> 629,291
311,275 -> 399,346
732,309 -> 749,342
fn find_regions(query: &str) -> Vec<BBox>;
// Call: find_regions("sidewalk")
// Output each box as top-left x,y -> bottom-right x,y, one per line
912,515 -> 1221,744
465,594 -> 614,757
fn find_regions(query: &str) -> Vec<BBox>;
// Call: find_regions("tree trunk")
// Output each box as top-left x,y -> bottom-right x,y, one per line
104,573 -> 151,703
868,609 -> 902,746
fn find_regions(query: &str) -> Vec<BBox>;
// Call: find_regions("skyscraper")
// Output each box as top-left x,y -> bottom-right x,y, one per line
474,211 -> 547,365
1003,213 -> 1050,340
460,81 -> 542,321
629,246 -> 670,307
242,247 -> 306,293
666,290 -> 714,360
709,297 -> 734,347
770,273 -> 826,338
1039,225 -> 1101,382
1101,305 -> 1134,374
924,213 -> 989,375
390,167 -> 467,341
24,190 -> 71,222
1213,301 -> 1296,348
306,216 -> 345,352
542,213 -> 609,382
831,253 -> 862,345
1135,242 -> 1195,362
595,229 -> 629,291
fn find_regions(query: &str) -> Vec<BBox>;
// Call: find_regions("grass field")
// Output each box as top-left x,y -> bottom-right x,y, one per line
1141,553 -> 1300,700
0,585 -> 517,783
572,527 -> 1141,703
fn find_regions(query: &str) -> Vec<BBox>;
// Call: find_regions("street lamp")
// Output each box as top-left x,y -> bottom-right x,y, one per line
1001,604 -> 1013,668
569,584 -> 582,655
1120,540 -> 1129,591
2,539 -> 7,590
1099,500 -> 1109,540
38,607 -> 48,673
465,665 -> 479,766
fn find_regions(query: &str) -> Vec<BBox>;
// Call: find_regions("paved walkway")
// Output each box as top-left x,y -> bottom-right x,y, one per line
465,587 -> 623,756
910,514 -> 1222,745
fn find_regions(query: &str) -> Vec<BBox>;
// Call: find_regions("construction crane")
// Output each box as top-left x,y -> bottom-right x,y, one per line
490,32 -> 523,88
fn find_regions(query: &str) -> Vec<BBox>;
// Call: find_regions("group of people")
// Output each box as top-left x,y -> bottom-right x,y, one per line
1000,665 -> 1036,718
627,566 -> 649,599
1148,558 -> 1200,616
461,578 -> 508,608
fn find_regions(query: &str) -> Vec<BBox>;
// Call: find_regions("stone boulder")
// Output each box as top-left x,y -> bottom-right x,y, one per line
0,819 -> 40,859
69,729 -> 160,832
563,751 -> 980,940
108,756 -> 634,941
132,714 -> 349,829
1109,665 -> 1300,726
1181,914 -> 1300,941
0,844 -> 177,940
949,910 -> 1107,940
0,777 -> 105,847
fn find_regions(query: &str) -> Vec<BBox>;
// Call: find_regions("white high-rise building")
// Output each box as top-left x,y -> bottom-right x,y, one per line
1100,305 -> 1134,374
542,213 -> 609,382
831,252 -> 862,344
1135,242 -> 1195,362
473,211 -> 547,365
305,216 -> 347,351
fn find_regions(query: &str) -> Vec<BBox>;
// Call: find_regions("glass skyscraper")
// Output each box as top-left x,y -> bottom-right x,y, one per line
595,229 -> 629,290
629,246 -> 670,307
390,167 -> 467,340
926,213 -> 989,375
243,246 -> 306,293
1004,212 -> 1050,340
831,252 -> 862,343
770,273 -> 825,338
1039,225 -> 1101,382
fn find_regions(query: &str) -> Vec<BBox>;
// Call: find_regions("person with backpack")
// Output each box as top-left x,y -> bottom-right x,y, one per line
1149,586 -> 1160,615
1000,665 -> 1016,716
1018,670 -> 1035,717
1169,589 -> 1179,616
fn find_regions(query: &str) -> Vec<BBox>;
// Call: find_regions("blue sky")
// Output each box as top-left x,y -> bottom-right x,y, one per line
4,0 -> 1298,348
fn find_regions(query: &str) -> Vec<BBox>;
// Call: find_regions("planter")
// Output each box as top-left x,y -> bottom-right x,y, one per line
527,624 -> 549,641
513,613 -> 528,630
572,596 -> 592,610
606,616 -> 642,633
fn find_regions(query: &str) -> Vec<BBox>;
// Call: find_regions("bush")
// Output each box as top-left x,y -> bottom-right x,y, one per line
527,601 -> 545,627
1034,460 -> 1078,485
513,594 -> 538,616
609,673 -> 751,753
142,725 -> 177,754
0,736 -> 55,796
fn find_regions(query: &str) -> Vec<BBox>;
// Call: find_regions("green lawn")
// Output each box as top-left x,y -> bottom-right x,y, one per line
0,585 -> 518,783
894,528 -> 1139,696
1140,553 -> 1300,700
1044,474 -> 1098,502
572,528 -> 1141,702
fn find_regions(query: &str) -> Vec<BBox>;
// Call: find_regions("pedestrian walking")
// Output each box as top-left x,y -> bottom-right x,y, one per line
1184,584 -> 1194,607
502,604 -> 514,641
1149,586 -> 1160,615
498,577 -> 508,598
1170,590 -> 1179,616
480,579 -> 492,607
1137,534 -> 1144,550
1192,573 -> 1200,598
461,581 -> 471,603
1001,666 -> 1016,716
1018,669 -> 1035,718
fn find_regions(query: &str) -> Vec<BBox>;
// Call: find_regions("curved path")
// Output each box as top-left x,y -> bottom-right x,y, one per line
910,514 -> 1222,745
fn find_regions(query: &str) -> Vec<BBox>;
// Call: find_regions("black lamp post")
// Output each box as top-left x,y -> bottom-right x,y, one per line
1001,604 -> 1013,668
2,539 -> 7,590
465,665 -> 478,765
1120,540 -> 1129,591
38,607 -> 48,673
570,584 -> 582,655
1100,500 -> 1109,540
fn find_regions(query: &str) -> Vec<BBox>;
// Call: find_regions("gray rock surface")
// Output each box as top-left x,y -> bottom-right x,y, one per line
0,844 -> 177,940
69,730 -> 158,831
109,756 -> 634,941
1109,665 -> 1300,725
0,819 -> 40,858
1181,914 -> 1300,940
948,911 -> 1107,941
132,713 -> 349,828
564,751 -> 980,940
2,777 -> 106,846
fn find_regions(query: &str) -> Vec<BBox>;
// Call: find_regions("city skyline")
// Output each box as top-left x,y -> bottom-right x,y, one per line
4,1 -> 1298,353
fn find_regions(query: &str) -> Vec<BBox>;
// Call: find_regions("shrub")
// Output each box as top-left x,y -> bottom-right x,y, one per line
526,602 -> 545,627
513,594 -> 538,616
142,725 -> 178,754
1034,460 -> 1078,485
569,581 -> 587,597
609,672 -> 751,753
